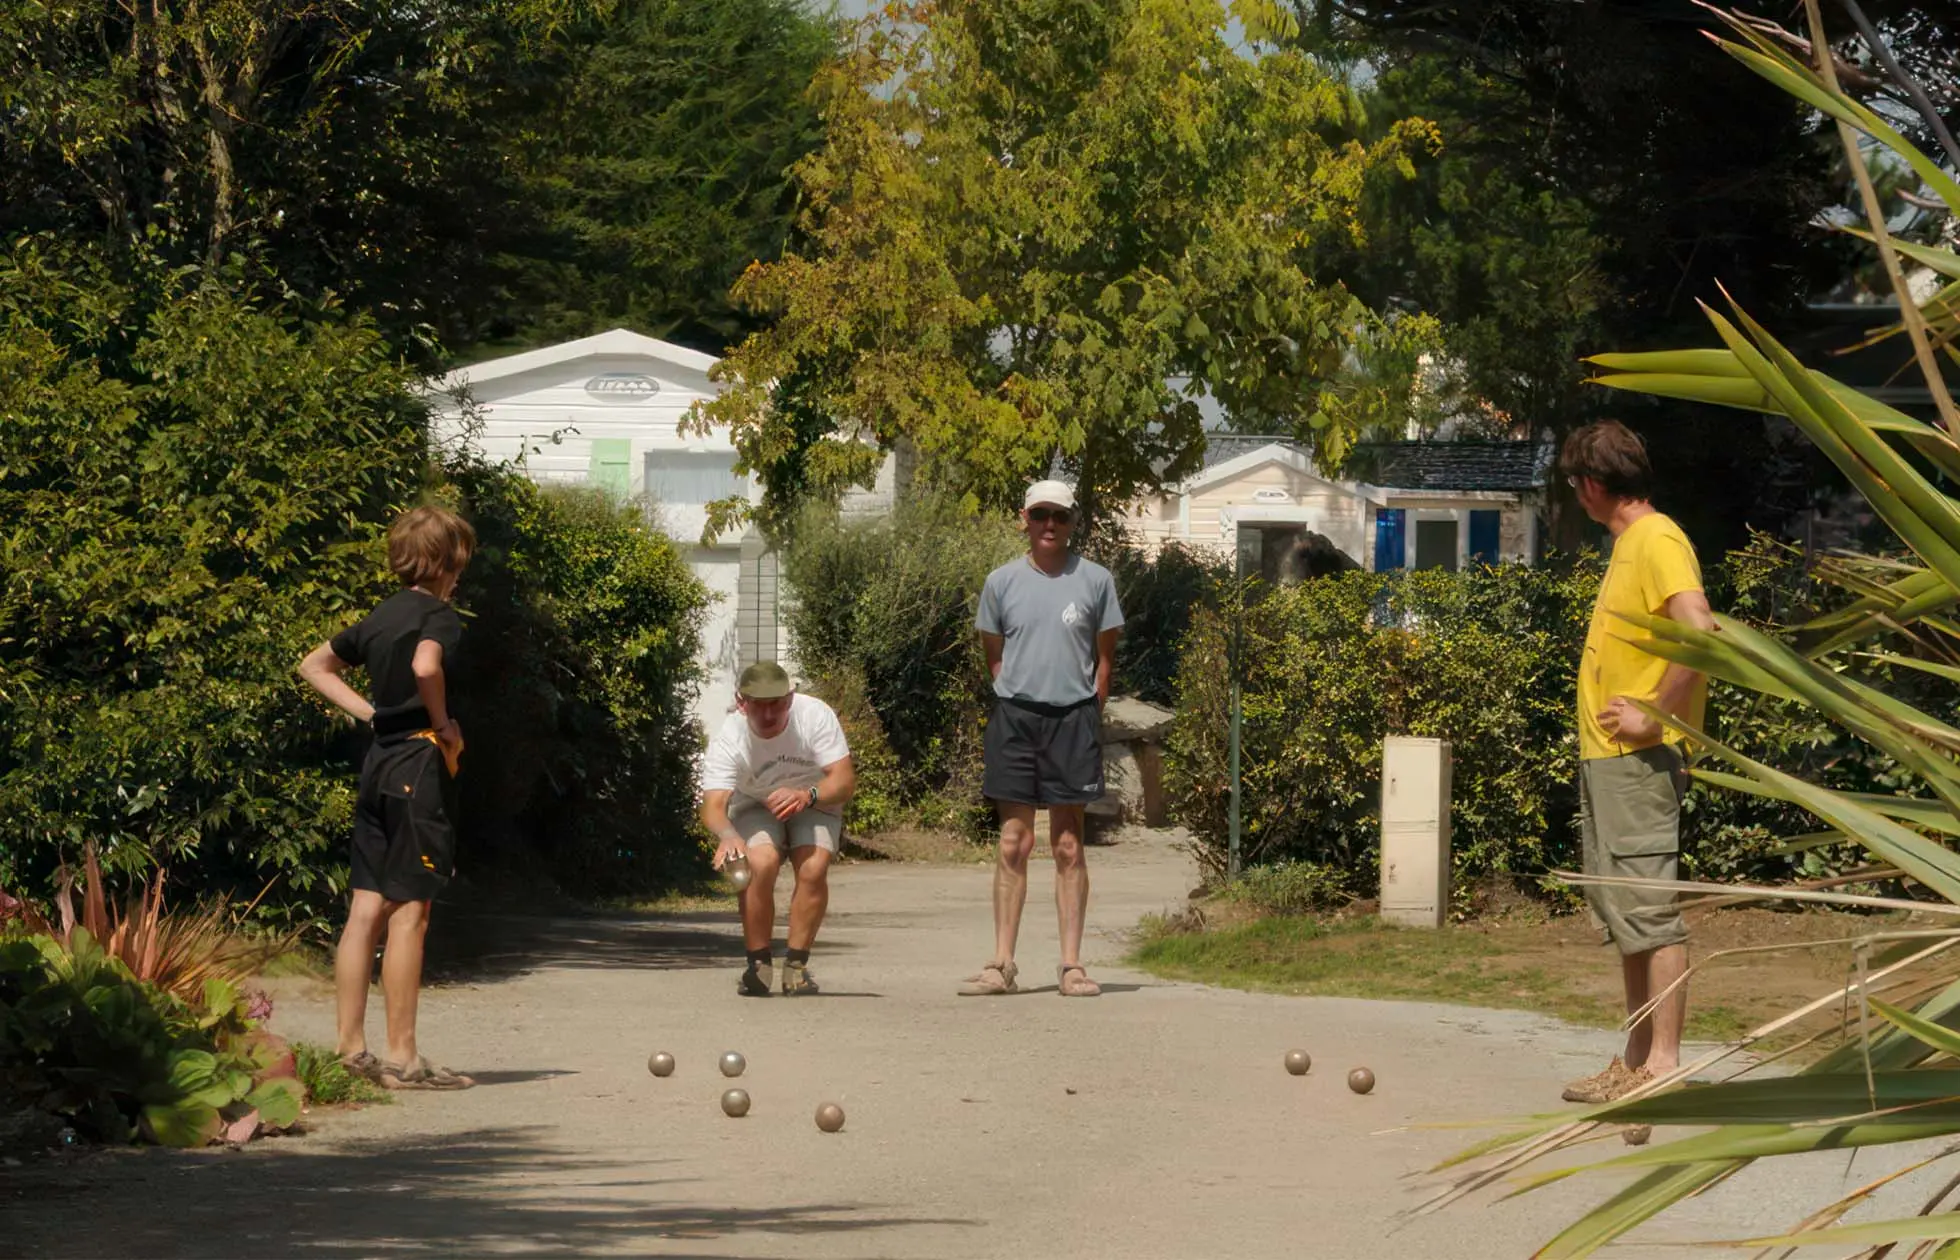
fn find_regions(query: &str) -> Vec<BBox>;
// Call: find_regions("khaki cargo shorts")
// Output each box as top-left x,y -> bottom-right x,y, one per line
731,802 -> 843,855
1579,745 -> 1689,956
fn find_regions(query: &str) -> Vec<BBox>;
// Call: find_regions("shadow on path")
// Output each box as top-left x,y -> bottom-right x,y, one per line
423,906 -> 860,985
0,1127 -> 977,1259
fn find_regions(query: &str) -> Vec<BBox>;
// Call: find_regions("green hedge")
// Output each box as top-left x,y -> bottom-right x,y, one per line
1168,536 -> 1950,903
443,467 -> 710,899
0,244 -> 713,921
0,247 -> 423,920
1167,561 -> 1598,890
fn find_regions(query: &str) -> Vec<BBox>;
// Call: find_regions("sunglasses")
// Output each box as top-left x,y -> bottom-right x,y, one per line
1027,507 -> 1074,525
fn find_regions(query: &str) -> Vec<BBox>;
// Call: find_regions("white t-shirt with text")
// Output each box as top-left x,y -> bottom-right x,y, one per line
701,693 -> 852,810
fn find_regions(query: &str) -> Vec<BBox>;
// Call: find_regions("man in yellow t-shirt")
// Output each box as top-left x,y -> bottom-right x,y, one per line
1559,420 -> 1715,1133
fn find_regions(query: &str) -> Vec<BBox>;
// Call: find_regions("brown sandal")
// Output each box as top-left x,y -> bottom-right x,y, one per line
379,1056 -> 475,1090
1058,964 -> 1102,997
958,960 -> 1019,996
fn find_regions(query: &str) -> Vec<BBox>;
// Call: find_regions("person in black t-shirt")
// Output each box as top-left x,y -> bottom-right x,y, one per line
297,505 -> 476,1091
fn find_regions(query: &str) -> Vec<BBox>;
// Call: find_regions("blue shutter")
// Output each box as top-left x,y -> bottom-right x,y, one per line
1469,510 -> 1501,565
1373,508 -> 1406,571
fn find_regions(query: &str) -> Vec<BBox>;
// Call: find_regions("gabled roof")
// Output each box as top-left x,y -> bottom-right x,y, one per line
1175,440 -> 1345,496
428,328 -> 720,394
1345,440 -> 1552,492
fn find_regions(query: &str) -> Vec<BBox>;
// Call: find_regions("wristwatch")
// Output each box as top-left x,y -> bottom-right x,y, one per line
807,785 -> 820,809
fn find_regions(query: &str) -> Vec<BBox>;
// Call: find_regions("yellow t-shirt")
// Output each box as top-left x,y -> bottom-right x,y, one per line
1578,512 -> 1706,761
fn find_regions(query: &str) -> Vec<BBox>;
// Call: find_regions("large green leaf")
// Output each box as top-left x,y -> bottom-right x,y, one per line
1710,1212 -> 1960,1250
1594,1071 -> 1960,1126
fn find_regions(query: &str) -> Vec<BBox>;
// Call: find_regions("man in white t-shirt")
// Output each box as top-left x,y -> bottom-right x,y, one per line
701,661 -> 856,997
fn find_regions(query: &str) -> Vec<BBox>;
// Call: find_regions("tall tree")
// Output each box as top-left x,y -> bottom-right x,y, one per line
471,0 -> 836,354
696,0 -> 1439,536
0,0 -> 835,360
1288,1 -> 1862,549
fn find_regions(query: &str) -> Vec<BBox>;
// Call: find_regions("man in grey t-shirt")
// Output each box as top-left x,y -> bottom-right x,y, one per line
959,479 -> 1124,999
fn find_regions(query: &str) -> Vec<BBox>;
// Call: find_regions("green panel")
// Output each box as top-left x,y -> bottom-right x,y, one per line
588,438 -> 632,498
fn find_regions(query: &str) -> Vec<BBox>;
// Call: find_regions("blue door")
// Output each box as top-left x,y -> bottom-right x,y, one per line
1373,508 -> 1406,571
1469,510 -> 1501,566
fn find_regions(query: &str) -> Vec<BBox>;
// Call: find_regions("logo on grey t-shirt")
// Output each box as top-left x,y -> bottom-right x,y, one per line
1061,602 -> 1084,627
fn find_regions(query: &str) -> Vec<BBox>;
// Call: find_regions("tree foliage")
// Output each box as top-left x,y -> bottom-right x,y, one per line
0,0 -> 835,359
697,0 -> 1441,535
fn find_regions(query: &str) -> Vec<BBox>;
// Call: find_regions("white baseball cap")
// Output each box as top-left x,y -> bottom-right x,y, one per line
1023,479 -> 1077,511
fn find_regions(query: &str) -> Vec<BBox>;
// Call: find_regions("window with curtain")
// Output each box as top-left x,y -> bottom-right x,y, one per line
643,450 -> 748,507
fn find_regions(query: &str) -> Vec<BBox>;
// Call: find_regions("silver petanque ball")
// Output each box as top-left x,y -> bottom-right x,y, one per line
1284,1049 -> 1311,1076
721,1088 -> 751,1118
647,1052 -> 675,1077
1348,1067 -> 1376,1095
720,1051 -> 746,1078
725,856 -> 752,891
815,1102 -> 845,1133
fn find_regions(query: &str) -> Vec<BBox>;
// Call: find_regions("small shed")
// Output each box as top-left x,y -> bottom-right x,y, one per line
425,329 -> 784,729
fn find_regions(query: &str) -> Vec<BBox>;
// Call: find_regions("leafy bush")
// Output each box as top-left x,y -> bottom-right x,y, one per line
1168,536 -> 1950,901
1083,532 -> 1233,705
802,667 -> 903,836
0,930 -> 300,1148
1167,560 -> 1600,890
443,467 -> 711,899
293,1041 -> 390,1107
780,493 -> 1021,833
1215,861 -> 1356,915
0,244 -> 422,923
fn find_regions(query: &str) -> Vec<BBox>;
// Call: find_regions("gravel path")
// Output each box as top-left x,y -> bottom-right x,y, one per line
6,829 -> 1955,1258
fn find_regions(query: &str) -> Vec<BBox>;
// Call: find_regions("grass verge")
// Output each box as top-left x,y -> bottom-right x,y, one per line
1131,906 -> 1898,1047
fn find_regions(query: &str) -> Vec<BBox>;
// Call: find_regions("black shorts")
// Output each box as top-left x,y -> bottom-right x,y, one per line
982,698 -> 1104,807
351,736 -> 458,903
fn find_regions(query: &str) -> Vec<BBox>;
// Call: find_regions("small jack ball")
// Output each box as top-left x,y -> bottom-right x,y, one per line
815,1102 -> 845,1133
647,1052 -> 675,1077
1348,1067 -> 1376,1095
720,1051 -> 746,1078
1284,1050 -> 1312,1076
721,1088 -> 751,1118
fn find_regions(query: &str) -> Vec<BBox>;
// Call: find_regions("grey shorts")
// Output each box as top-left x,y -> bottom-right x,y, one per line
731,802 -> 842,855
1579,745 -> 1689,956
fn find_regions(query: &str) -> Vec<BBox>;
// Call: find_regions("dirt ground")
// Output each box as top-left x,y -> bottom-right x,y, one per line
7,830 -> 1960,1259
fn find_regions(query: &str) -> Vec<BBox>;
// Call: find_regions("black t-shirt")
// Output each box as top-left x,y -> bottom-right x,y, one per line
329,590 -> 463,736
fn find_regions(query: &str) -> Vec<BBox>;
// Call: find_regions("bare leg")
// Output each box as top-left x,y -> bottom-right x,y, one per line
1642,943 -> 1689,1074
1050,805 -> 1090,969
786,845 -> 831,951
740,843 -> 784,952
1620,950 -> 1653,1070
334,890 -> 389,1059
993,804 -> 1037,965
380,899 -> 429,1067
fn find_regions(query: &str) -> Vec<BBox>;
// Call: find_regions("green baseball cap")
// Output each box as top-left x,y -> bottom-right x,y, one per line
737,660 -> 794,700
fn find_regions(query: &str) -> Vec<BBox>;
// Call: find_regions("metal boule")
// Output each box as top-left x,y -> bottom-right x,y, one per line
815,1102 -> 845,1133
720,1051 -> 746,1078
647,1052 -> 675,1077
1284,1050 -> 1311,1076
721,1088 -> 751,1118
1348,1067 -> 1376,1095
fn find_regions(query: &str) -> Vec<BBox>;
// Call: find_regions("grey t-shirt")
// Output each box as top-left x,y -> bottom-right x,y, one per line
975,554 -> 1125,706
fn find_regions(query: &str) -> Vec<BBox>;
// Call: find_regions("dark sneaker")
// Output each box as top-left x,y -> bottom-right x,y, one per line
737,963 -> 773,997
782,961 -> 820,996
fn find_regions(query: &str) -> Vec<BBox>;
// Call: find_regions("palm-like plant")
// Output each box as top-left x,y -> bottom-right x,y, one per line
1431,5 -> 1960,1255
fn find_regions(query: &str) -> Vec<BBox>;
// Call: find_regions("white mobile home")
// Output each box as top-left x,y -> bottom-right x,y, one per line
426,329 -> 783,729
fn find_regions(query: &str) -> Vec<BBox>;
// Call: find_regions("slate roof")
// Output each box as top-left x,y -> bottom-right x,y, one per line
1193,435 -> 1551,493
1345,440 -> 1553,492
